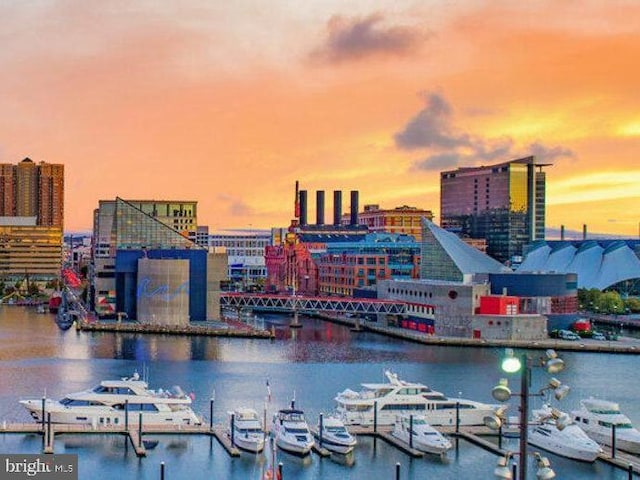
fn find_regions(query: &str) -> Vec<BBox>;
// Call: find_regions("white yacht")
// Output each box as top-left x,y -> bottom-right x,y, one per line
528,404 -> 603,462
315,415 -> 357,454
571,398 -> 640,454
20,372 -> 201,426
271,408 -> 314,456
391,414 -> 452,455
335,370 -> 499,426
229,408 -> 265,453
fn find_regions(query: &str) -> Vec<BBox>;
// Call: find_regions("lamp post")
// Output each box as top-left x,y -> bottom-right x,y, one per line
489,349 -> 567,480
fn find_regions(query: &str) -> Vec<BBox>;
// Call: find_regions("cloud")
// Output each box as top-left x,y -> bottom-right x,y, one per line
217,194 -> 255,216
528,141 -> 576,162
312,13 -> 426,63
394,92 -> 471,150
397,91 -> 576,171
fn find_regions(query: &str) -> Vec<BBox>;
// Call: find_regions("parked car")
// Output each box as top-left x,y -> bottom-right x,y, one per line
559,329 -> 580,341
591,331 -> 606,341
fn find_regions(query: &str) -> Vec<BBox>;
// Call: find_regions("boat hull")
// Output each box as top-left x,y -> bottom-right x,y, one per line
314,434 -> 356,454
233,435 -> 265,453
390,430 -> 451,455
275,435 -> 313,456
20,400 -> 201,427
528,434 -> 601,462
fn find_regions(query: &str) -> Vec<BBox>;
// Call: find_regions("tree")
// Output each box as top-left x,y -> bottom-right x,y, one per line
624,297 -> 640,313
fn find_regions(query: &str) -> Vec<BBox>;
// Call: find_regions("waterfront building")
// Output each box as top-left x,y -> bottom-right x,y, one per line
519,239 -> 640,296
346,204 -> 434,241
420,218 -> 509,283
318,233 -> 420,297
440,156 -> 548,264
0,217 -> 62,281
489,272 -> 579,331
91,198 -> 226,322
0,157 -> 64,228
208,230 -> 270,290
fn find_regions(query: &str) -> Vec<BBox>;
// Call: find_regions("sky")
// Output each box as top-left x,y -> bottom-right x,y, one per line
1,0 -> 639,236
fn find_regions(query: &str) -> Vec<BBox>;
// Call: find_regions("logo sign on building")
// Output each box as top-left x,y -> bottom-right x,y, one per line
0,454 -> 77,480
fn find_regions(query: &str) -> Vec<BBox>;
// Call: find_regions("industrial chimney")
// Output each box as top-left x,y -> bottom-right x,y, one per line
583,224 -> 587,240
333,190 -> 342,226
350,190 -> 359,226
299,190 -> 308,226
560,225 -> 565,241
316,190 -> 325,226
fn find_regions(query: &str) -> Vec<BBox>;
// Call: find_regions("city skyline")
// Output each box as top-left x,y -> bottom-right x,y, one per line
1,1 -> 639,234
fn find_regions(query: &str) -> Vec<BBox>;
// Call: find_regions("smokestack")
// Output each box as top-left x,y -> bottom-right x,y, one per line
350,190 -> 359,226
583,224 -> 587,240
333,190 -> 342,226
299,190 -> 308,226
316,190 -> 325,226
294,181 -> 300,218
560,225 -> 565,241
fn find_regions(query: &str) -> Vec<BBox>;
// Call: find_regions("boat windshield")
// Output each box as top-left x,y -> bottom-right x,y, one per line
412,418 -> 427,425
590,408 -> 621,415
599,421 -> 633,429
326,426 -> 347,434
285,427 -> 308,434
238,427 -> 262,434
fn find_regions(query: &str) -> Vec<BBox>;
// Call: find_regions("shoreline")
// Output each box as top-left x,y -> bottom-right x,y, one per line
315,313 -> 640,354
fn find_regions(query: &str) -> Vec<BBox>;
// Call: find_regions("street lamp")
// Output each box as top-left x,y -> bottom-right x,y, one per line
488,349 -> 567,480
493,451 -> 556,480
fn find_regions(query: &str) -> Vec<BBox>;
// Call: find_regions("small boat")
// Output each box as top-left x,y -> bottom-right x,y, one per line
271,408 -> 314,456
315,415 -> 357,454
229,408 -> 265,453
20,371 -> 201,426
571,398 -> 640,454
391,414 -> 452,455
528,404 -> 603,462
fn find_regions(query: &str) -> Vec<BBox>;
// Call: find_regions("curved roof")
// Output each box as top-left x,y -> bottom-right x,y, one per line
518,240 -> 640,290
422,219 -> 508,275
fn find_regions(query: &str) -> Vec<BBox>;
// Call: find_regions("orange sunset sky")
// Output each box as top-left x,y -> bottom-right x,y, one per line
1,0 -> 639,235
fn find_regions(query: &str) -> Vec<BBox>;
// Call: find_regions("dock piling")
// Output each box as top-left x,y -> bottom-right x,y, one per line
612,424 -> 617,459
209,397 -> 214,431
160,461 -> 165,480
230,413 -> 235,448
319,413 -> 323,448
409,415 -> 414,449
374,400 -> 378,433
395,462 -> 400,480
278,462 -> 283,480
125,400 -> 129,430
138,413 -> 143,448
629,464 -> 634,480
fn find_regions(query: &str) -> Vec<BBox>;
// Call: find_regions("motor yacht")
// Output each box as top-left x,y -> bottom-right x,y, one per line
271,408 -> 314,456
391,414 -> 452,455
228,408 -> 265,453
20,372 -> 201,426
528,404 -> 603,462
335,370 -> 499,426
571,398 -> 640,454
315,415 -> 357,454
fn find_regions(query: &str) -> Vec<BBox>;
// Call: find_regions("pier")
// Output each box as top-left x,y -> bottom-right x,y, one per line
2,421 -> 639,474
77,320 -> 274,339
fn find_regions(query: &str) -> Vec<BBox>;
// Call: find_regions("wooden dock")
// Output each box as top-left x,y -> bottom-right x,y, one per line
308,428 -> 333,457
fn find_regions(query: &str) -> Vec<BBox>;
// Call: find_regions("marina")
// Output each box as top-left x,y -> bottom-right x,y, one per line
2,307 -> 640,479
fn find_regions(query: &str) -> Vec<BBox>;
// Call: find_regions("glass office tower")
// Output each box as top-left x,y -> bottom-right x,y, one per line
440,156 -> 548,264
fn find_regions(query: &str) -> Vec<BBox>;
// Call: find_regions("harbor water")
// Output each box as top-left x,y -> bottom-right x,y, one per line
0,306 -> 638,479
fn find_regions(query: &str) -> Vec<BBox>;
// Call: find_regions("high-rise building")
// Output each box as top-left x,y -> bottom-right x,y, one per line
0,157 -> 64,228
440,156 -> 548,264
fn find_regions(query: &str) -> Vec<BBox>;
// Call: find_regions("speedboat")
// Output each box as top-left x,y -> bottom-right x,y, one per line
19,372 -> 201,426
528,404 -> 603,462
571,398 -> 640,454
229,408 -> 265,453
315,415 -> 357,454
391,414 -> 452,455
271,408 -> 314,456
335,370 -> 499,426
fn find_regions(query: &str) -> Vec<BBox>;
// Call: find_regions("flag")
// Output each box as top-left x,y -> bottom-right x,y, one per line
266,379 -> 271,403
